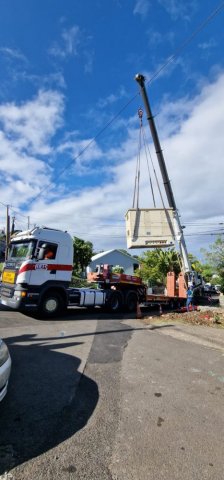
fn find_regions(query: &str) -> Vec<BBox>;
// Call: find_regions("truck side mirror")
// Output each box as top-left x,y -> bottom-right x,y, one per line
37,247 -> 45,261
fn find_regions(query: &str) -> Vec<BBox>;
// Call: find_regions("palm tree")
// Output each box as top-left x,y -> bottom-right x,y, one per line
154,249 -> 181,277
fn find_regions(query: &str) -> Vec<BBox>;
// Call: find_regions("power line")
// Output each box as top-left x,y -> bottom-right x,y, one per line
0,201 -> 8,208
146,1 -> 224,87
69,229 -> 224,238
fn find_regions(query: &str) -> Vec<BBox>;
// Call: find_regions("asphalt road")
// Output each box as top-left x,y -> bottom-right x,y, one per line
0,306 -> 223,480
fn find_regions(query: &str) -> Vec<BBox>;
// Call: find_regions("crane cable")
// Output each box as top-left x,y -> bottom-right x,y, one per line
132,108 -> 157,209
132,109 -> 142,209
133,108 -> 168,210
141,124 -> 167,210
139,108 -> 157,209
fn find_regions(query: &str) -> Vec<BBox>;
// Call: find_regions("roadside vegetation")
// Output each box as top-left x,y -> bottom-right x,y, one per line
143,306 -> 224,329
136,236 -> 224,293
0,231 -> 224,294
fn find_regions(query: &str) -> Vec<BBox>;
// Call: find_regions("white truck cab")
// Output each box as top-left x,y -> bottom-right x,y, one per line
0,227 -> 73,314
0,227 -> 106,316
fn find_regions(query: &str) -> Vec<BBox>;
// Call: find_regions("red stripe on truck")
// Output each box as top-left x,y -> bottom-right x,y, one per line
19,264 -> 73,274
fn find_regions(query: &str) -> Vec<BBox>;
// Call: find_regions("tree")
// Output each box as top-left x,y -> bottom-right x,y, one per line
201,236 -> 224,291
112,265 -> 124,273
138,248 -> 181,285
188,254 -> 214,282
0,230 -> 6,261
201,236 -> 224,270
73,236 -> 93,276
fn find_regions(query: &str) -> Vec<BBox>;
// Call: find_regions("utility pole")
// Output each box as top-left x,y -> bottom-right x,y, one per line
11,216 -> 15,235
5,205 -> 10,261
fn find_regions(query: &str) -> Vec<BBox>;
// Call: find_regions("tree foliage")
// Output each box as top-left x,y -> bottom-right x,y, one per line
188,253 -> 214,282
133,236 -> 224,292
201,236 -> 224,291
201,236 -> 224,271
138,248 -> 181,285
73,236 -> 93,276
112,265 -> 124,273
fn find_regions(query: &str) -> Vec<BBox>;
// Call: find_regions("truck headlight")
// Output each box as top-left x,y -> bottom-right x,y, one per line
14,291 -> 27,298
0,339 -> 10,367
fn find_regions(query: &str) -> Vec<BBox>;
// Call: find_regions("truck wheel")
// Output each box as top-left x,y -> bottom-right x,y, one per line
125,292 -> 138,312
39,292 -> 64,318
107,292 -> 122,312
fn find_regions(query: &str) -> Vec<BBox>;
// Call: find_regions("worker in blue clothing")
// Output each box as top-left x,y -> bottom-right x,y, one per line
186,285 -> 194,311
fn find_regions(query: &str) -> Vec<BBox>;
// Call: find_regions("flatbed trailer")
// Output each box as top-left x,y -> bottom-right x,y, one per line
145,294 -> 185,307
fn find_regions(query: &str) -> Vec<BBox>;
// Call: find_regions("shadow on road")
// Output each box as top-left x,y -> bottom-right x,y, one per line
27,305 -> 170,322
0,334 -> 99,474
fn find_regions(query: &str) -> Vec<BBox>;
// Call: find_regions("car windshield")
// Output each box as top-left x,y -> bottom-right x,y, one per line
8,240 -> 36,260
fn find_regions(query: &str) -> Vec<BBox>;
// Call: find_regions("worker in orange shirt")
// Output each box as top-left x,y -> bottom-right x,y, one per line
44,247 -> 54,259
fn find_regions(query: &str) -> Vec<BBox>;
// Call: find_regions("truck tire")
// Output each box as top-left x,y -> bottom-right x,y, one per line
107,291 -> 122,312
39,292 -> 65,318
125,291 -> 138,312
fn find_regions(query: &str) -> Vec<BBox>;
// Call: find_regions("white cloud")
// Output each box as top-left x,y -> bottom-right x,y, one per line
0,90 -> 64,155
49,25 -> 81,58
84,50 -> 94,74
139,55 -> 188,86
15,71 -> 66,90
0,47 -> 27,63
146,29 -> 175,47
97,86 -> 128,108
48,25 -> 94,74
198,39 -> 217,50
133,0 -> 150,18
198,39 -> 217,60
133,0 -> 191,21
158,0 -> 198,21
0,90 -> 64,210
57,136 -> 104,173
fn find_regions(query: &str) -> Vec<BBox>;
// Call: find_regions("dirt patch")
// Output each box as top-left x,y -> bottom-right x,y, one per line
142,306 -> 224,328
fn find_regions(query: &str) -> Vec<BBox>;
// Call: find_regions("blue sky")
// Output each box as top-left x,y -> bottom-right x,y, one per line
0,0 -> 224,258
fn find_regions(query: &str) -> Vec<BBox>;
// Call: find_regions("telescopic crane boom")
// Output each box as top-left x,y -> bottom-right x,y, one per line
135,73 -> 192,276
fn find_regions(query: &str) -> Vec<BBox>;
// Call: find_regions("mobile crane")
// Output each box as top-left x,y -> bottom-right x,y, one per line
135,74 -> 203,292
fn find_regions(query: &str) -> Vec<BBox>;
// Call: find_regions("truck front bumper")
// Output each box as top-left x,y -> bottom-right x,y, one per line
1,295 -> 22,309
0,285 -> 38,311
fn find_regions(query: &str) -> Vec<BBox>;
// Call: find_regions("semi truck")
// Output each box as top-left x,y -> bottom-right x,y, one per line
0,226 -> 147,317
0,225 -> 190,317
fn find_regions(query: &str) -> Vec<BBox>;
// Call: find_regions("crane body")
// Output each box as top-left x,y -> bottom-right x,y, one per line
135,74 -> 199,285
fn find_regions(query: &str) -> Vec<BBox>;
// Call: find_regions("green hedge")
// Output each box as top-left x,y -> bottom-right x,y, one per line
70,276 -> 98,289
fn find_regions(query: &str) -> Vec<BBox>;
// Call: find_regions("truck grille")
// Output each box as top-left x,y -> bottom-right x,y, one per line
0,288 -> 13,298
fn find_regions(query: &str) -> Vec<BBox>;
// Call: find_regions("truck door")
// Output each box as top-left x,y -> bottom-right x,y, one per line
30,242 -> 58,286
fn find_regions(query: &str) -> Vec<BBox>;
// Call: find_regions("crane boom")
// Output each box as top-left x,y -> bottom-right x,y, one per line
135,73 -> 191,274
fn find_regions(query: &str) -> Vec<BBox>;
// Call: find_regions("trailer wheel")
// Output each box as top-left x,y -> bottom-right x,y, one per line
125,291 -> 138,312
39,292 -> 65,318
107,292 -> 122,312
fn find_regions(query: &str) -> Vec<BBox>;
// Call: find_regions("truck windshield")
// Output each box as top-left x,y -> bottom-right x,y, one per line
8,240 -> 36,260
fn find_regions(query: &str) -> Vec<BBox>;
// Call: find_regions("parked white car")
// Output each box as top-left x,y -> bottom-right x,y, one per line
0,338 -> 11,402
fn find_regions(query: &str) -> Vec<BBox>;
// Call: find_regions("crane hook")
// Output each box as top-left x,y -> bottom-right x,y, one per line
138,107 -> 143,125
